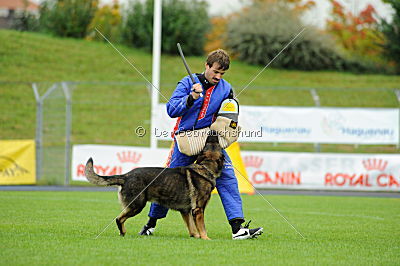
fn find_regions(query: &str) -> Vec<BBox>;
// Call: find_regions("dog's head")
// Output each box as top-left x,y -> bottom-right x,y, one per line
195,131 -> 225,172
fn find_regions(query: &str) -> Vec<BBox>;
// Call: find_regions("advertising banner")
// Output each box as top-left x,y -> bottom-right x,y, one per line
241,151 -> 400,191
154,104 -> 399,145
72,145 -> 170,181
240,106 -> 398,144
0,140 -> 36,185
72,145 -> 400,191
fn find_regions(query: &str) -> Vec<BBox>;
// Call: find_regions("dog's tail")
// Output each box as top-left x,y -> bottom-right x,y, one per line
85,158 -> 125,186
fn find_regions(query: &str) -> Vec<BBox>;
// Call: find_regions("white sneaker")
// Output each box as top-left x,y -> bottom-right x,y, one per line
232,221 -> 263,240
139,225 -> 155,236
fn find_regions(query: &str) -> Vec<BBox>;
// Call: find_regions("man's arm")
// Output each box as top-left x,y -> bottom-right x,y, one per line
166,77 -> 201,118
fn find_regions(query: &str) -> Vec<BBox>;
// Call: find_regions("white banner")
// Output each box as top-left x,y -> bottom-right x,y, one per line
240,106 -> 399,144
72,145 -> 169,182
154,104 -> 399,145
241,151 -> 400,191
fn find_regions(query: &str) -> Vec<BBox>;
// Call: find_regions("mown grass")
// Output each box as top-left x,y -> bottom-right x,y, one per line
1,29 -> 399,153
0,191 -> 399,265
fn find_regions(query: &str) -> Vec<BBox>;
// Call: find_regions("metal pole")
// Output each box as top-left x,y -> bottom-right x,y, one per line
310,89 -> 321,152
150,0 -> 162,149
62,82 -> 72,185
32,83 -> 42,182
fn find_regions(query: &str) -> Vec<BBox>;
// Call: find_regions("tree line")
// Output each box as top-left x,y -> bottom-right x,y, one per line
11,0 -> 400,74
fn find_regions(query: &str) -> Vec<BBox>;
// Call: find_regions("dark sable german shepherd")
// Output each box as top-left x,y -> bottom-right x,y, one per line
85,134 -> 224,240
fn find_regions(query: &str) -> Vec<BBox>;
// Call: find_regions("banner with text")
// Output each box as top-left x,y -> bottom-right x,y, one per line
72,145 -> 169,181
0,140 -> 36,185
154,104 -> 399,144
241,151 -> 400,191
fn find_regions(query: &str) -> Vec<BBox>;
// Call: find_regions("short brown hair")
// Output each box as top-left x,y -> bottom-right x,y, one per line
206,49 -> 230,70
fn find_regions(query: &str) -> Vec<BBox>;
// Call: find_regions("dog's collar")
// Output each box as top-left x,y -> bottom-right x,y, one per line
188,164 -> 218,187
201,164 -> 219,179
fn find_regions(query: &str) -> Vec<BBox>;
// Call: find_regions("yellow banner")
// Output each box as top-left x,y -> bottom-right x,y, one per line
0,140 -> 36,185
225,142 -> 255,195
212,142 -> 255,195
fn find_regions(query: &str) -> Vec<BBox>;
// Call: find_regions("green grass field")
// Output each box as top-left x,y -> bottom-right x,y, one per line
1,191 -> 399,265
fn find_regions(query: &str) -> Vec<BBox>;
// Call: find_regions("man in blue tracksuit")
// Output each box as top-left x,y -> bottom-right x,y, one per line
139,49 -> 263,240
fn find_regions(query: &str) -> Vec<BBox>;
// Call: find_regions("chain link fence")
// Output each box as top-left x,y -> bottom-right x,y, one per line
31,81 -> 152,185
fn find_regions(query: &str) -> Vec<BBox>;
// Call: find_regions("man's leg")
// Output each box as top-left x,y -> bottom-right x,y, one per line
216,151 -> 263,239
139,202 -> 169,235
216,152 -> 244,221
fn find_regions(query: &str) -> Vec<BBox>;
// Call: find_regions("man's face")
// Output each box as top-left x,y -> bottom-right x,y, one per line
204,62 -> 226,85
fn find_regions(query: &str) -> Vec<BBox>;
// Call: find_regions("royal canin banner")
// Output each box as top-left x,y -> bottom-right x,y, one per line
72,145 -> 169,182
73,145 -> 399,191
154,104 -> 399,145
241,151 -> 400,191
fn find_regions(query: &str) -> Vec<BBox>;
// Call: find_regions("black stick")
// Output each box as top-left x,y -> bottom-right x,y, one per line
177,43 -> 203,97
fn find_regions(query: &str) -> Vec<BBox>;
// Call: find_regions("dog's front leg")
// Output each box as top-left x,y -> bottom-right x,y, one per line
192,208 -> 210,240
180,211 -> 200,238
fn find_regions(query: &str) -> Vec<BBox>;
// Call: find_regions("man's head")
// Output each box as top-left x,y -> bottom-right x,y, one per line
204,49 -> 230,85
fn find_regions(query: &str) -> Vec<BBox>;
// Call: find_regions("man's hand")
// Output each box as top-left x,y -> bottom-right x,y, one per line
191,83 -> 203,100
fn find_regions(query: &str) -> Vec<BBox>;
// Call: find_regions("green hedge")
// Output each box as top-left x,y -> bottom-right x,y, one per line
122,0 -> 209,55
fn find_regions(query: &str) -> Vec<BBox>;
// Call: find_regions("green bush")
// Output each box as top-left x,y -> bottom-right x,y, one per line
39,0 -> 98,38
122,0 -> 209,55
226,2 -> 376,72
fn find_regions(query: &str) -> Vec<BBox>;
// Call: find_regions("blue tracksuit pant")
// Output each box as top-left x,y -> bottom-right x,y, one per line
148,142 -> 244,221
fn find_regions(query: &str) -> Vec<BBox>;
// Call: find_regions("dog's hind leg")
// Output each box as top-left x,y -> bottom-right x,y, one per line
192,208 -> 210,240
116,204 -> 145,237
180,211 -> 200,238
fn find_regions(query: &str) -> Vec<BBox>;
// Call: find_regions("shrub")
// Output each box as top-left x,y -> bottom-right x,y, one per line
226,2 -> 386,73
39,0 -> 98,38
226,2 -> 352,71
122,0 -> 209,55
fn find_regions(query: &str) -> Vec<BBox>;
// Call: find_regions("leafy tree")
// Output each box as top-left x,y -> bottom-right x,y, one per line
204,16 -> 230,53
87,1 -> 122,42
326,0 -> 384,59
250,0 -> 316,13
380,0 -> 400,72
